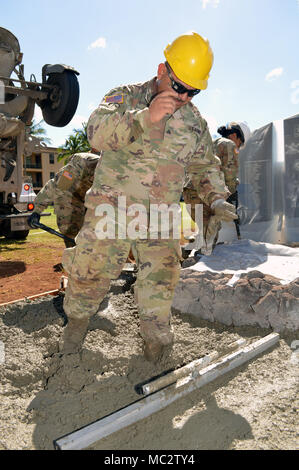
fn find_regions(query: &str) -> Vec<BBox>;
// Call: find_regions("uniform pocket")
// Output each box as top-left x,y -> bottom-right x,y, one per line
62,244 -> 103,281
61,246 -> 76,275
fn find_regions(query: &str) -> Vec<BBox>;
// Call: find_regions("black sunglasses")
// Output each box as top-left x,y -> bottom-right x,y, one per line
165,63 -> 201,98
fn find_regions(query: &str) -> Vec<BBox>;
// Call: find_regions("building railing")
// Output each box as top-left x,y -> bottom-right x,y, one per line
24,164 -> 42,169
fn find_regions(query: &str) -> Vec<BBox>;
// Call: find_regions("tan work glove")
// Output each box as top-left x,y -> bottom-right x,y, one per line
210,198 -> 238,222
201,216 -> 222,256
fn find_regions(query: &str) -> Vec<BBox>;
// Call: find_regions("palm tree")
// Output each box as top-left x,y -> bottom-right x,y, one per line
57,122 -> 90,164
28,119 -> 52,145
73,122 -> 89,144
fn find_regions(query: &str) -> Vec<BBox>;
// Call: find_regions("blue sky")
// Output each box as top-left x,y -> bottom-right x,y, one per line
2,0 -> 299,147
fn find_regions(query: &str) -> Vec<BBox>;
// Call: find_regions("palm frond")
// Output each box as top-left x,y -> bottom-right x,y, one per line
57,123 -> 91,164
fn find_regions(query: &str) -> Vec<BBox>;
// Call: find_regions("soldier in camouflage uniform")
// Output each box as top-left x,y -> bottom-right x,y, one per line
214,122 -> 251,195
183,121 -> 250,253
61,32 -> 237,362
29,152 -> 101,247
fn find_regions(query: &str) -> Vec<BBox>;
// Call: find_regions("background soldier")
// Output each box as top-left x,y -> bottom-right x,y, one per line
28,152 -> 101,247
61,32 -> 237,362
183,121 -> 250,254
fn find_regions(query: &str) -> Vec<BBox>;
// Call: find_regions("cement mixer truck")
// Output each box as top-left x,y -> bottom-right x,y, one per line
0,27 -> 80,239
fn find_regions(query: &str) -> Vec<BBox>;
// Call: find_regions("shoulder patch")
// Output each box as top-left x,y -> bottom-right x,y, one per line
62,170 -> 73,181
104,94 -> 124,104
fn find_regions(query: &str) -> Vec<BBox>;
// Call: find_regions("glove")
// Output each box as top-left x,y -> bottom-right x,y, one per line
210,199 -> 238,222
28,212 -> 41,228
201,216 -> 221,256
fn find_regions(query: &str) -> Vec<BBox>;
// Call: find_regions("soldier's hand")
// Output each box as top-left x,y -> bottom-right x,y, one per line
28,212 -> 41,228
149,90 -> 180,123
211,199 -> 238,221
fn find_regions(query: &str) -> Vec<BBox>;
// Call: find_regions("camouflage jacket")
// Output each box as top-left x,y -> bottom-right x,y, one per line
86,78 -> 229,214
33,152 -> 101,214
213,137 -> 239,194
33,178 -> 55,214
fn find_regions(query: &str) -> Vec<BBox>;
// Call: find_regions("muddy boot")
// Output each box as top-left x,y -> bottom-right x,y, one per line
59,318 -> 89,354
144,341 -> 168,363
181,247 -> 192,260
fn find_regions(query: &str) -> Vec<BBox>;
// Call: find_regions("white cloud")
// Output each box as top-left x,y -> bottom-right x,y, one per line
265,67 -> 284,82
88,37 -> 107,50
201,0 -> 220,9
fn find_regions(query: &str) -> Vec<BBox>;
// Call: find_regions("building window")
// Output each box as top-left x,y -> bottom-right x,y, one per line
25,154 -> 41,169
33,173 -> 43,188
35,154 -> 42,169
50,172 -> 55,179
49,153 -> 55,164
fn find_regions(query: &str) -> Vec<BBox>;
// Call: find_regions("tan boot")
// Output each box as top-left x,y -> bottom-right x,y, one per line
59,317 -> 89,354
144,341 -> 167,363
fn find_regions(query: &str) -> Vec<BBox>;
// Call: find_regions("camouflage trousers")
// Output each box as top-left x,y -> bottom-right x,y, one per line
62,208 -> 182,345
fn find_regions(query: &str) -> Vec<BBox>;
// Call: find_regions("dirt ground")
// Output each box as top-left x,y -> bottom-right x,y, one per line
0,274 -> 298,451
0,238 -> 64,304
0,259 -> 64,304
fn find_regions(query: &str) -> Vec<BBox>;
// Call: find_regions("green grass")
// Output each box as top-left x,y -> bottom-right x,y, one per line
0,206 -> 64,262
27,206 -> 60,240
26,205 -> 65,246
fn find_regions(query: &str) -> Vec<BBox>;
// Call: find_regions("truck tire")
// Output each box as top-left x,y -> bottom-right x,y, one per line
2,221 -> 29,240
41,71 -> 79,127
4,229 -> 29,240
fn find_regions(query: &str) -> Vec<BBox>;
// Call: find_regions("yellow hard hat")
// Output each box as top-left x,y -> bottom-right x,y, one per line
164,31 -> 214,90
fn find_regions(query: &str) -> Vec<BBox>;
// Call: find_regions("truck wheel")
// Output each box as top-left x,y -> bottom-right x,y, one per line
4,230 -> 29,240
2,222 -> 29,240
41,71 -> 79,127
